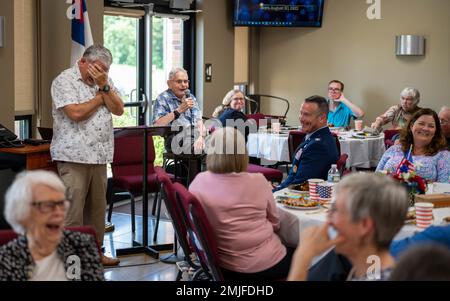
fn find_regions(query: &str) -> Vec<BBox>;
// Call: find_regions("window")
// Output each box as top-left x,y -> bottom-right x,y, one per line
151,17 -> 184,100
104,15 -> 140,127
103,5 -> 194,166
14,115 -> 32,140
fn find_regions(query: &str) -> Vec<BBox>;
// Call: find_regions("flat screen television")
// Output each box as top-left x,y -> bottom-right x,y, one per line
233,0 -> 325,27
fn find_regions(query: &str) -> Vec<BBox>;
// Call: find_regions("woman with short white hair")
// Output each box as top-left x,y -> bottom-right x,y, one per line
288,173 -> 409,281
371,87 -> 422,130
0,170 -> 104,281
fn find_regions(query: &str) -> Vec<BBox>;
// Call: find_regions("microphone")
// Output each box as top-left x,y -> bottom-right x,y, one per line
184,89 -> 191,99
184,89 -> 194,129
184,89 -> 195,153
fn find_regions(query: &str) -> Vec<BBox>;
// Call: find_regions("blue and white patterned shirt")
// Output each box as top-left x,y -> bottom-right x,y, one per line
152,89 -> 202,127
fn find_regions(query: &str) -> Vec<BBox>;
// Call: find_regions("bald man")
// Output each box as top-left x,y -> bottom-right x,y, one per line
439,106 -> 450,149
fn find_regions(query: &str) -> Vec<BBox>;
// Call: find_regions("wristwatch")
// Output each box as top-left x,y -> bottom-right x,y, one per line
173,110 -> 180,120
100,84 -> 110,93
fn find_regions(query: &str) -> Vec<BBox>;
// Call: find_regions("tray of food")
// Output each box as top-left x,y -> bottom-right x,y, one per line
352,131 -> 380,139
277,195 -> 319,210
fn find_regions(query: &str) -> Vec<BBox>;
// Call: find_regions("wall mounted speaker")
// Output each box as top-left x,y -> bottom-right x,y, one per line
396,35 -> 425,56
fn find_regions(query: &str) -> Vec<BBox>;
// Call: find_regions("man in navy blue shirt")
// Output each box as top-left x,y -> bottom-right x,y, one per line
273,95 -> 339,192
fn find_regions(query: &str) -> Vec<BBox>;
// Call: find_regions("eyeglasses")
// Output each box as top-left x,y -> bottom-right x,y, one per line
172,79 -> 190,85
231,97 -> 245,101
328,88 -> 341,92
440,119 -> 449,126
401,97 -> 414,102
32,200 -> 70,213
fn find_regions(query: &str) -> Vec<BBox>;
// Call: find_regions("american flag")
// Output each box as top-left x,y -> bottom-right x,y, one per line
70,0 -> 93,65
394,145 -> 415,176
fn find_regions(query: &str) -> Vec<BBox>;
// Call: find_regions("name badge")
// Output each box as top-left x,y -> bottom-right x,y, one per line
295,148 -> 303,160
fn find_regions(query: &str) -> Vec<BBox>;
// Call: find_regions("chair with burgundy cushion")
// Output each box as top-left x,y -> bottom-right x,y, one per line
288,130 -> 306,160
245,113 -> 266,127
0,226 -> 101,255
172,182 -> 224,281
289,131 -> 341,158
246,163 -> 283,183
155,168 -> 200,275
383,129 -> 400,149
336,154 -> 349,177
107,128 -> 172,233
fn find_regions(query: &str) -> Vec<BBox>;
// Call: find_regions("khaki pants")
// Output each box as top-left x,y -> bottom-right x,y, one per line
57,162 -> 107,246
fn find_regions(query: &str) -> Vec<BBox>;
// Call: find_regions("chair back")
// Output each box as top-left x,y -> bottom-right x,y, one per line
245,113 -> 266,127
336,154 -> 348,176
0,230 -> 17,246
112,128 -> 156,177
289,131 -> 341,159
383,129 -> 400,148
155,168 -> 194,263
384,129 -> 400,141
332,133 -> 341,156
37,127 -> 53,140
172,183 -> 224,281
288,130 -> 306,159
0,226 -> 101,255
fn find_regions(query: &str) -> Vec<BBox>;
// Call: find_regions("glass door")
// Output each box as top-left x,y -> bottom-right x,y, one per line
151,15 -> 185,166
104,12 -> 188,165
104,15 -> 144,127
151,16 -> 184,100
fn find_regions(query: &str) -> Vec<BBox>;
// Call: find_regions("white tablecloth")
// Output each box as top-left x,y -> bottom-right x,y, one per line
247,132 -> 290,162
247,131 -> 386,168
274,188 -> 450,248
337,132 -> 386,168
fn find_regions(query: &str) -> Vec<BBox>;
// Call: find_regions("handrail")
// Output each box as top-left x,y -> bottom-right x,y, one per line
245,96 -> 259,114
246,94 -> 290,119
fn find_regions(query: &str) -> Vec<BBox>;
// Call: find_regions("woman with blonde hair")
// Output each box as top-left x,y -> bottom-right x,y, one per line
211,89 -> 254,141
212,89 -> 247,124
189,127 -> 293,280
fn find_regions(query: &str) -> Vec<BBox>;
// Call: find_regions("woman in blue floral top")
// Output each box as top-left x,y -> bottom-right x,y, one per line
376,108 -> 450,183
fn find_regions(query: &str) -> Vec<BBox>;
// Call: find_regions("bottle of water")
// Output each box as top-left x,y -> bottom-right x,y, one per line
327,164 -> 340,183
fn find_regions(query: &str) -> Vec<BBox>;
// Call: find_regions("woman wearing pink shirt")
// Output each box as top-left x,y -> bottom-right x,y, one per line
189,127 -> 293,280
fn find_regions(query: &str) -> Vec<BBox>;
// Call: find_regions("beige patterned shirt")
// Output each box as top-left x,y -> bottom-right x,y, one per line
50,62 -> 118,164
375,104 -> 421,129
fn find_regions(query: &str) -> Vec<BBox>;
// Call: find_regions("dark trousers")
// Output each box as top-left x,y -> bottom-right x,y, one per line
221,247 -> 295,280
307,249 -> 352,281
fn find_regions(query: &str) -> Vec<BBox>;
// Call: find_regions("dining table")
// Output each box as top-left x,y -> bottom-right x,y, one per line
274,188 -> 450,248
247,128 -> 386,169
